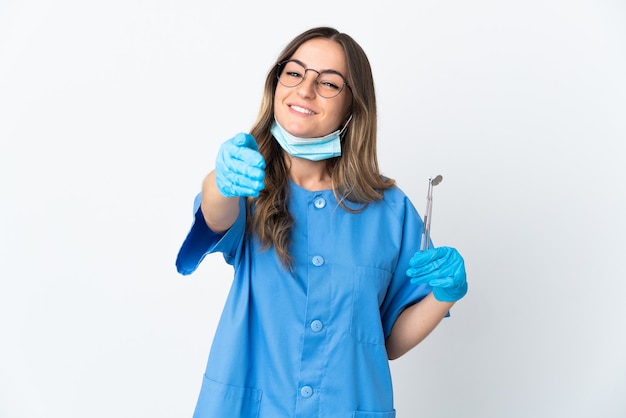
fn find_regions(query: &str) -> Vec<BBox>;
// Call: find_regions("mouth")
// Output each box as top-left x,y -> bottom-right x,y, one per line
289,104 -> 316,115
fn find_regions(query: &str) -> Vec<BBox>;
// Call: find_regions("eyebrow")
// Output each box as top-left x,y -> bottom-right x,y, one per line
289,58 -> 347,79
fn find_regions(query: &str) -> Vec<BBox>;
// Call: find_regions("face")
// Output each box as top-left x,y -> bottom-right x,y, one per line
274,38 -> 352,138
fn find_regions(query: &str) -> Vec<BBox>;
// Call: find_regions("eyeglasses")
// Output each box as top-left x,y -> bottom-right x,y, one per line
276,60 -> 350,99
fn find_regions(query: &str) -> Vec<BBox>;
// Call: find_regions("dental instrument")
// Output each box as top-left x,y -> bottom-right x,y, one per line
419,174 -> 443,251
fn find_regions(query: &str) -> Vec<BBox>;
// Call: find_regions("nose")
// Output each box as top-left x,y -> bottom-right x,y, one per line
296,69 -> 320,98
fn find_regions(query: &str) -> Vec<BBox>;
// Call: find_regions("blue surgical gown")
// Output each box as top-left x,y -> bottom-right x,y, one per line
176,181 -> 432,418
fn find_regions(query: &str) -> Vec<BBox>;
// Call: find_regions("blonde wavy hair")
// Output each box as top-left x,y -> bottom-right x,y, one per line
248,27 -> 395,270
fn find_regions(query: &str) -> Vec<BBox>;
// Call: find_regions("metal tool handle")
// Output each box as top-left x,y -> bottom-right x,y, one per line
420,175 -> 442,251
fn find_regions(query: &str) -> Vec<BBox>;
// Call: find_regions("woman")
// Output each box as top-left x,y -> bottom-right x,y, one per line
176,26 -> 467,418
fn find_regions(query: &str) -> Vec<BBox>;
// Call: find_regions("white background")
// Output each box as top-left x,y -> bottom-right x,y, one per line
1,1 -> 625,417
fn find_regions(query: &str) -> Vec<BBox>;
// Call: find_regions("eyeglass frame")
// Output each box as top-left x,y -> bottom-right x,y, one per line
276,59 -> 352,99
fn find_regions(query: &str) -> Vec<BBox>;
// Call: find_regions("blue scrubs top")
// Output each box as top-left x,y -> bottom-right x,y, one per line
176,182 -> 432,418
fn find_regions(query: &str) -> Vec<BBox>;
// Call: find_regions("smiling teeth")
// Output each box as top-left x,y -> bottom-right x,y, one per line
291,105 -> 315,115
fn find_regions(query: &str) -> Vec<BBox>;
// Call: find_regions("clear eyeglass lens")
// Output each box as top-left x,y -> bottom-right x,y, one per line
278,61 -> 345,98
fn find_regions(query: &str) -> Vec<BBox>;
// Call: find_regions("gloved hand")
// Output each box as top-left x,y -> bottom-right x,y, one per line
406,246 -> 468,302
215,133 -> 266,198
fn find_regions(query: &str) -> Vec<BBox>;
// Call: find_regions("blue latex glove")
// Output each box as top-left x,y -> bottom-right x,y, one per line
215,133 -> 266,197
406,246 -> 468,302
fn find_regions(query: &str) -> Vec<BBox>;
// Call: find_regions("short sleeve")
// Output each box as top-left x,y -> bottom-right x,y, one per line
175,193 -> 246,275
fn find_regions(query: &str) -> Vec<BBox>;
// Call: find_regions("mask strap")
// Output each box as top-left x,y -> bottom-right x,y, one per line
339,114 -> 353,137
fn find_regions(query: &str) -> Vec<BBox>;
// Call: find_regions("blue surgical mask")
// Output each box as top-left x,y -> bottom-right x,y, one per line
271,120 -> 342,161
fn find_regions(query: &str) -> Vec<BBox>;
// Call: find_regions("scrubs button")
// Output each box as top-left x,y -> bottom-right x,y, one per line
310,320 -> 323,332
300,386 -> 313,398
314,197 -> 326,209
312,256 -> 325,266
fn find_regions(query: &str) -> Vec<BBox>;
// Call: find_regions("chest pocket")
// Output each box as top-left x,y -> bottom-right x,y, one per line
350,266 -> 392,345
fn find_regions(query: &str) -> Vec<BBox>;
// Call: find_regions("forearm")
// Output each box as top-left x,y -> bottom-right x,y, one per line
385,293 -> 454,360
201,170 -> 240,233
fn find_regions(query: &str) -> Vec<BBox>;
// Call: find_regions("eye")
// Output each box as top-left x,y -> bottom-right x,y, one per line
317,72 -> 344,92
286,70 -> 304,79
282,61 -> 306,79
319,80 -> 340,90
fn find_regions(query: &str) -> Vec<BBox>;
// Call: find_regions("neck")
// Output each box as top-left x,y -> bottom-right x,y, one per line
284,152 -> 332,191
